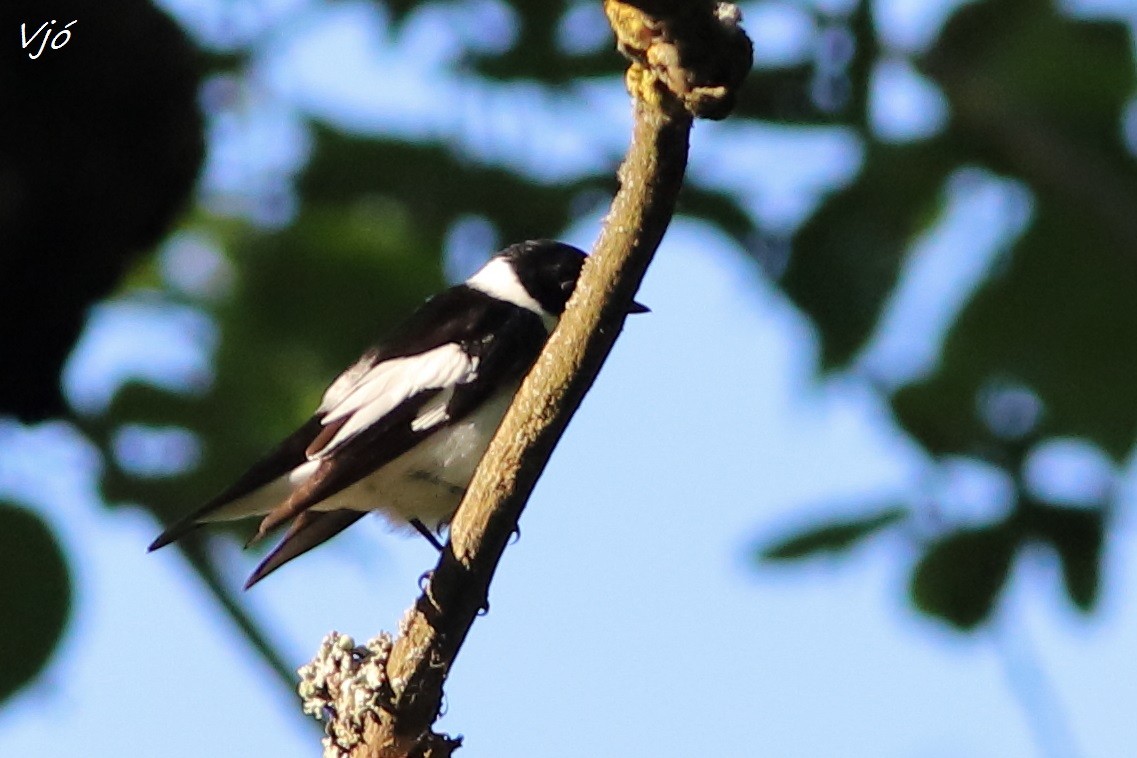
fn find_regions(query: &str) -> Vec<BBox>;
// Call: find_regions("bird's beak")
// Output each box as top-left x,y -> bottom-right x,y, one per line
628,300 -> 651,314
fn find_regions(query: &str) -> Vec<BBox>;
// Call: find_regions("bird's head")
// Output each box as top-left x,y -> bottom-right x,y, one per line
483,239 -> 649,318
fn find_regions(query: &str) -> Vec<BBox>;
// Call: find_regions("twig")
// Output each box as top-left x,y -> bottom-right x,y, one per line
990,606 -> 1081,758
303,4 -> 752,756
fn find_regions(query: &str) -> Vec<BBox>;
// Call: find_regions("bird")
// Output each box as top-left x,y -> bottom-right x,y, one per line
149,239 -> 648,588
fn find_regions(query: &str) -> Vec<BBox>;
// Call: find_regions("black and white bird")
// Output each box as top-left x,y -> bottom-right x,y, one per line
149,239 -> 647,588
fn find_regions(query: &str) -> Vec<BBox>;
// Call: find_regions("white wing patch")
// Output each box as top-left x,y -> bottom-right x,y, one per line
317,350 -> 379,414
312,343 -> 478,458
410,386 -> 456,431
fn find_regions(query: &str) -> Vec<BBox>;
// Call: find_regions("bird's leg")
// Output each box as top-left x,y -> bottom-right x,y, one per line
410,518 -> 445,551
417,569 -> 444,615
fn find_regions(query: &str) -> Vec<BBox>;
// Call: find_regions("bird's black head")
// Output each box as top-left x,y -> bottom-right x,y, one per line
469,239 -> 649,319
501,239 -> 587,316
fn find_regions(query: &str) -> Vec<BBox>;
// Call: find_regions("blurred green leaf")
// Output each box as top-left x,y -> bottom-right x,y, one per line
910,522 -> 1019,629
675,186 -> 756,246
470,0 -> 619,82
887,1 -> 1137,460
381,0 -> 619,84
759,507 -> 905,561
892,376 -> 981,460
923,0 -> 1133,157
0,502 -> 71,703
733,64 -> 818,123
782,140 -> 960,369
1021,500 -> 1104,612
301,125 -> 590,249
893,191 -> 1137,460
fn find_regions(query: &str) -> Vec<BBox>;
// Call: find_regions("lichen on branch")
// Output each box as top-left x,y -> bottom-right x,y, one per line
605,0 -> 752,118
299,632 -> 396,757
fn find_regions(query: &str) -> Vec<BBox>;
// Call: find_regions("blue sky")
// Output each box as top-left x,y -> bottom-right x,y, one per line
3,0 -> 1137,755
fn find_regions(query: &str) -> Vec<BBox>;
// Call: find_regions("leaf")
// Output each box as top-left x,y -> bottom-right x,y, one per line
1021,500 -> 1105,612
923,0 -> 1133,154
733,64 -> 819,123
759,507 -> 905,561
0,502 -> 72,703
299,125 -> 590,250
782,140 -> 961,369
892,191 -> 1137,460
910,523 -> 1019,629
676,186 -> 755,247
469,0 -> 620,82
892,2 -> 1137,460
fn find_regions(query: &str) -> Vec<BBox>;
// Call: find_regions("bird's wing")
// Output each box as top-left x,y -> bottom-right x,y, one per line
240,309 -> 552,582
148,416 -> 324,550
246,343 -> 482,541
313,343 -> 477,458
148,339 -> 473,551
241,303 -> 554,582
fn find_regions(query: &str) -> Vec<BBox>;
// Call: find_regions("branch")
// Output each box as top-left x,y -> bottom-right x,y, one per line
300,4 -> 752,756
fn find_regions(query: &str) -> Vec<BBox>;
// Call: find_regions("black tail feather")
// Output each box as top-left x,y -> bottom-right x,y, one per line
243,509 -> 365,589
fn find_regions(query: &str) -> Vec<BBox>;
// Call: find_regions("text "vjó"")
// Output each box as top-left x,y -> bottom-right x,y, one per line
21,20 -> 77,60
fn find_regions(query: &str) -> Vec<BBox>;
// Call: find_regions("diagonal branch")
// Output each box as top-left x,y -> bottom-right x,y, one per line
300,4 -> 752,756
